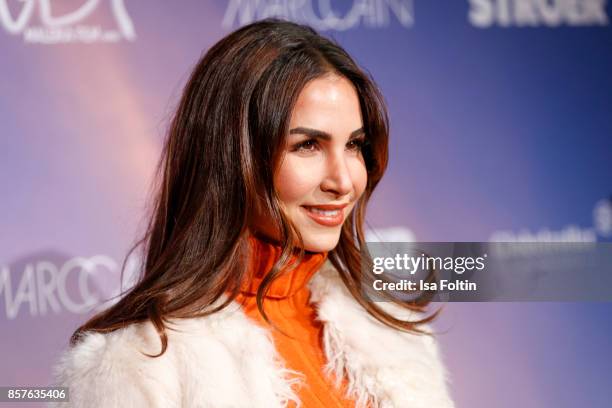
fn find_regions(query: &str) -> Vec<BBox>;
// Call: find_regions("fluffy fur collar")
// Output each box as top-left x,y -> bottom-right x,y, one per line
52,261 -> 454,407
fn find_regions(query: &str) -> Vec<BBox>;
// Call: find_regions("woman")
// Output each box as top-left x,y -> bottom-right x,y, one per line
53,18 -> 454,408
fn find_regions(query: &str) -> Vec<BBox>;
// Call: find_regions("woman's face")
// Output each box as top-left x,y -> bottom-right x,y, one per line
253,74 -> 368,252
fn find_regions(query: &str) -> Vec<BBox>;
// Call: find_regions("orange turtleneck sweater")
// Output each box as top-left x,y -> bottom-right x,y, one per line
234,234 -> 357,407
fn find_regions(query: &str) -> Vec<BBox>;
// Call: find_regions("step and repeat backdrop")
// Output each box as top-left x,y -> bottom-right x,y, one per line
1,1 -> 611,407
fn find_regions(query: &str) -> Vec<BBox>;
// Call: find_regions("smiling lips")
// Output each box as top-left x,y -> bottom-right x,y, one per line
301,203 -> 348,227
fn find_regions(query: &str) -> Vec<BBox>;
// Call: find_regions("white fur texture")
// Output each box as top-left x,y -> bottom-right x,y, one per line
51,261 -> 454,407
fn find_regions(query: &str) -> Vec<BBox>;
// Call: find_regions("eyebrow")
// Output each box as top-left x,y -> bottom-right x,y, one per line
288,126 -> 365,141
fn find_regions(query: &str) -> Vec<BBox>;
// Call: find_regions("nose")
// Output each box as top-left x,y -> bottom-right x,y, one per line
320,150 -> 353,197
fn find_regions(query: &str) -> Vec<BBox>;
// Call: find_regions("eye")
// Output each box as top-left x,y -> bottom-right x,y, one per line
346,138 -> 366,152
292,139 -> 319,153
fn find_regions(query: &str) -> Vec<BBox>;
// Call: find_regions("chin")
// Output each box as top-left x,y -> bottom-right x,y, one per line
300,229 -> 342,253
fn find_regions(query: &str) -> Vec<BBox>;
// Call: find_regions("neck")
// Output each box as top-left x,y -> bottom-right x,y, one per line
241,233 -> 328,299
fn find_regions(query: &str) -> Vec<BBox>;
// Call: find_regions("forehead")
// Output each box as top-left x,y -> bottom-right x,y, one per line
289,74 -> 363,129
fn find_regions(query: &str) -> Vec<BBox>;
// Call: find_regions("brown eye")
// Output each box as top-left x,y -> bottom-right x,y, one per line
346,138 -> 365,151
293,139 -> 318,152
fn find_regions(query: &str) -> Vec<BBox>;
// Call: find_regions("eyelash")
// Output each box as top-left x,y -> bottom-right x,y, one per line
292,138 -> 367,153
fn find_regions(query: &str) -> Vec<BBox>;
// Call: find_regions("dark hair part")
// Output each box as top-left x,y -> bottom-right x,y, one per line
72,18 -> 438,356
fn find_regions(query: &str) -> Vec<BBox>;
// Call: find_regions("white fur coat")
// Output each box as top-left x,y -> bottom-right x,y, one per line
51,261 -> 455,407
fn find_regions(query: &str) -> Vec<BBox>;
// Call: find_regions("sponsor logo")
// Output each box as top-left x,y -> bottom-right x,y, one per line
222,0 -> 415,30
365,226 -> 416,242
0,0 -> 135,44
0,253 -> 140,319
489,198 -> 611,242
594,197 -> 612,237
468,0 -> 609,27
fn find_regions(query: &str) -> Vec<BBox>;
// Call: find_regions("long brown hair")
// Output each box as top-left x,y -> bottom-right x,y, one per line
72,18 -> 438,356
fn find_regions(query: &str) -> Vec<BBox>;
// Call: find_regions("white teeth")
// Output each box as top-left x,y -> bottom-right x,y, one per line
308,207 -> 339,216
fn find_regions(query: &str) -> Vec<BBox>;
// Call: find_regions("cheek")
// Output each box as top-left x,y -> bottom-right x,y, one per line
274,157 -> 321,204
